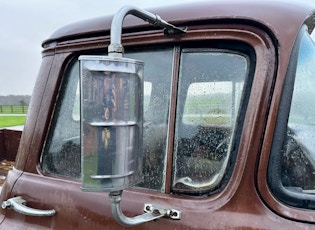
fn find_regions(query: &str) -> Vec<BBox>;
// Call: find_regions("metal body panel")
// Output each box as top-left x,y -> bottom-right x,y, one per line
1,0 -> 315,228
0,129 -> 22,162
43,0 -> 313,46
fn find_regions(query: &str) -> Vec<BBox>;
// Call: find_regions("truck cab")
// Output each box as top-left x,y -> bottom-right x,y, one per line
1,0 -> 315,229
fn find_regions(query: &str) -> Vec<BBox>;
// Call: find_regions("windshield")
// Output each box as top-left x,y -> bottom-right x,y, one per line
289,31 -> 315,126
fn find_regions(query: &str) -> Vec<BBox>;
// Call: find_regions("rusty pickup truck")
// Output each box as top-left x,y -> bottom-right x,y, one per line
1,0 -> 315,229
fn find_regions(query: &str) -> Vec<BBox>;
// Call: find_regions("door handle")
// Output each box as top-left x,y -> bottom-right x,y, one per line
2,196 -> 56,216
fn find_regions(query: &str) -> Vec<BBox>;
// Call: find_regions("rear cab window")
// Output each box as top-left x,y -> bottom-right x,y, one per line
172,49 -> 248,194
41,42 -> 254,196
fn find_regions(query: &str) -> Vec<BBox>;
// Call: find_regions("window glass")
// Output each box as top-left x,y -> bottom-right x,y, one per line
281,31 -> 315,192
172,49 -> 248,194
125,50 -> 173,191
143,81 -> 152,113
42,61 -> 81,179
72,84 -> 80,121
42,49 -> 173,192
42,46 -> 251,196
183,82 -> 243,125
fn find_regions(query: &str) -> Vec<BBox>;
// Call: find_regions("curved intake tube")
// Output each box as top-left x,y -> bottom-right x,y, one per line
108,5 -> 186,56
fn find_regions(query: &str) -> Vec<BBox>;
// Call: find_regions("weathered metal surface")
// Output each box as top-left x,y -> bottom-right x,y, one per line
0,0 -> 315,229
43,0 -> 314,46
0,129 -> 21,162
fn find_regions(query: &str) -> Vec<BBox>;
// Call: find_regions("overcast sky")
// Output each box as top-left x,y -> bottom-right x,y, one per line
0,0 -> 194,96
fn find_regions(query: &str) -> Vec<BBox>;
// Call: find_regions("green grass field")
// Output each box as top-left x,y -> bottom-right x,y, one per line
0,116 -> 26,128
0,105 -> 28,128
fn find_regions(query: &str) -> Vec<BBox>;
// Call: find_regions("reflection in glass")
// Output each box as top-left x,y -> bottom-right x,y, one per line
282,31 -> 315,191
172,50 -> 248,194
126,50 -> 173,192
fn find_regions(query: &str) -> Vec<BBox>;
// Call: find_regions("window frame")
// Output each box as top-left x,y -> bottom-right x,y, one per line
35,26 -> 276,210
40,41 -> 256,197
171,47 -> 254,195
41,59 -> 81,179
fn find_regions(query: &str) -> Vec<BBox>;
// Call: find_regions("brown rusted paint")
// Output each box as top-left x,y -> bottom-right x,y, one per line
0,131 -> 4,158
0,129 -> 22,162
0,168 -> 23,224
15,54 -> 73,174
2,28 -> 282,229
257,32 -> 315,223
1,0 -> 315,229
14,55 -> 54,171
164,46 -> 181,194
255,4 -> 315,226
42,1 -> 313,47
24,54 -> 72,173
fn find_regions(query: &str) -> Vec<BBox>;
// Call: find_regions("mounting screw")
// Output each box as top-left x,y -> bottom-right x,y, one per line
168,209 -> 181,220
169,210 -> 178,217
145,205 -> 152,212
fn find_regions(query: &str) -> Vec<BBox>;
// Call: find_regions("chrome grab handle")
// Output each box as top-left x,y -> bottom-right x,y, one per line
2,196 -> 56,216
